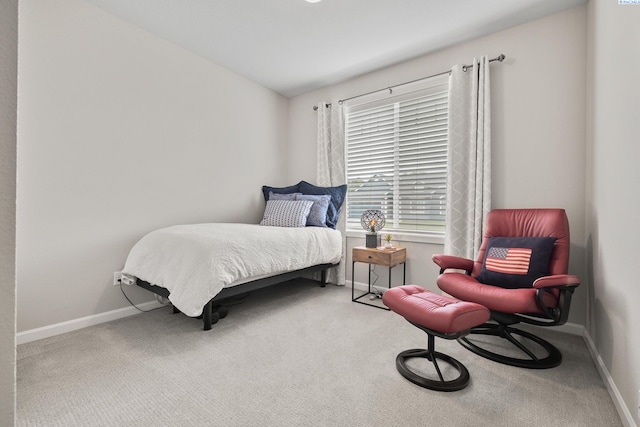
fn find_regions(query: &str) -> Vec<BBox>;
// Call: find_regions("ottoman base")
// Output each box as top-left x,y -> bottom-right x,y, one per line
382,286 -> 490,392
396,324 -> 470,392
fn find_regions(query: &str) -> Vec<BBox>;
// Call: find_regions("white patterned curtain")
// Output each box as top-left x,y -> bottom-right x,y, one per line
444,56 -> 492,259
317,102 -> 346,285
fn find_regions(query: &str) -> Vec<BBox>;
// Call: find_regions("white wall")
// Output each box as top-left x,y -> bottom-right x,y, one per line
586,1 -> 640,425
0,0 -> 17,423
288,6 -> 588,326
12,0 -> 640,423
17,0 -> 289,332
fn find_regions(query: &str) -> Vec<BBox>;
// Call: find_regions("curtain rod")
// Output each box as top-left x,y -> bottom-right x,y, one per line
313,54 -> 505,111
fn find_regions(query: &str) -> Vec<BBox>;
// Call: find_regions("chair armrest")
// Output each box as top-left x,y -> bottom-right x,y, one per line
432,254 -> 474,275
533,274 -> 580,324
533,274 -> 581,289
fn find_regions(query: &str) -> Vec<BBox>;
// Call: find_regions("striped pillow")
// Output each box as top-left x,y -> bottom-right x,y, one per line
260,200 -> 314,228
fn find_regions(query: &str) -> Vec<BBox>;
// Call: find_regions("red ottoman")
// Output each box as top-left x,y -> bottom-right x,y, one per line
382,285 -> 490,391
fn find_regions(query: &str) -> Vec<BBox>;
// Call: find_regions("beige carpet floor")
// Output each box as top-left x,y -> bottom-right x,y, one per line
17,279 -> 622,427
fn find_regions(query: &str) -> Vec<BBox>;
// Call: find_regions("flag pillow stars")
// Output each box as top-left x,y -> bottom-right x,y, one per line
475,236 -> 557,289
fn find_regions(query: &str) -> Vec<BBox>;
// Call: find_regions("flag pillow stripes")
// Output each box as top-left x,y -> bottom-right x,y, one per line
485,247 -> 532,275
476,237 -> 557,289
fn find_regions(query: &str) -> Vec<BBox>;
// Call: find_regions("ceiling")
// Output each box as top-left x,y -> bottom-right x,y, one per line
84,0 -> 586,98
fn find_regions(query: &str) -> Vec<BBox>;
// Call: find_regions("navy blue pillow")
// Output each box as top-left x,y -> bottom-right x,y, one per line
298,181 -> 347,229
475,237 -> 557,289
261,182 -> 302,202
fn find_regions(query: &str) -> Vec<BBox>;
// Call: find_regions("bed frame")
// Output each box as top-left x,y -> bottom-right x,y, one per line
136,263 -> 337,330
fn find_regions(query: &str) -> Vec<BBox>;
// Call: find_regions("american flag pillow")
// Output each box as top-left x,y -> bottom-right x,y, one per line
475,237 -> 557,289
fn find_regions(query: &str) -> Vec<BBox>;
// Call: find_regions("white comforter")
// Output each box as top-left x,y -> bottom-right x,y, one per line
123,223 -> 342,316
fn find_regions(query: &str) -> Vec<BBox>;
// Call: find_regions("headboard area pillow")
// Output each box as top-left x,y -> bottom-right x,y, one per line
261,182 -> 302,201
268,191 -> 301,201
259,199 -> 314,228
295,194 -> 330,227
298,181 -> 347,229
475,236 -> 557,289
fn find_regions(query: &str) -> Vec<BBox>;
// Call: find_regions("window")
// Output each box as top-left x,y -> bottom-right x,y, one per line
345,75 -> 449,235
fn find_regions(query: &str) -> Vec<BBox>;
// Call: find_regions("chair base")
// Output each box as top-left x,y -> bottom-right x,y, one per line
396,347 -> 470,392
459,322 -> 562,369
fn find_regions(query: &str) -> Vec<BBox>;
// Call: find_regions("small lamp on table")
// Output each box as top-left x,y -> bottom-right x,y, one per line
361,209 -> 385,248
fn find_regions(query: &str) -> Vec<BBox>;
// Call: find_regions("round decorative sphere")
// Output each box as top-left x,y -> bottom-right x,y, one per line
360,209 -> 385,232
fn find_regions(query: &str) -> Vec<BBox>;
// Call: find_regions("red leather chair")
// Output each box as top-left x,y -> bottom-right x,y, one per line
432,208 -> 580,369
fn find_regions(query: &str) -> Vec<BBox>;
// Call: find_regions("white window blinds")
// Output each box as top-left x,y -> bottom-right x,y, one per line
345,76 -> 449,234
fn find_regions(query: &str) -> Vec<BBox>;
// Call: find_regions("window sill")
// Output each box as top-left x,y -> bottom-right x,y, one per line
345,229 -> 444,245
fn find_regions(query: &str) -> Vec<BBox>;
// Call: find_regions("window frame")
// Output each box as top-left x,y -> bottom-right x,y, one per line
343,74 -> 449,244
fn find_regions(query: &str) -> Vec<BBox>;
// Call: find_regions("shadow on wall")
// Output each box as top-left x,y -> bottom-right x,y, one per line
568,241 -> 586,326
587,230 -> 622,373
586,234 -> 596,336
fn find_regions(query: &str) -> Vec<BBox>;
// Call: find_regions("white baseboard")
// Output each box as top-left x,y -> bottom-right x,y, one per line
16,300 -> 164,345
584,331 -> 637,427
350,280 -> 380,293
545,321 -> 584,336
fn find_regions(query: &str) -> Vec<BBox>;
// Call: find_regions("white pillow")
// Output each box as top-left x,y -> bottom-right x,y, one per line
260,199 -> 314,227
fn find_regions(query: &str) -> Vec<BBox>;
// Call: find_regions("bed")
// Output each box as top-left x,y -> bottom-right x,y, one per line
123,222 -> 343,330
123,180 -> 347,330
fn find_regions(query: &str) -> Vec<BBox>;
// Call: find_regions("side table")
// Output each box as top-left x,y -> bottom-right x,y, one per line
351,246 -> 406,310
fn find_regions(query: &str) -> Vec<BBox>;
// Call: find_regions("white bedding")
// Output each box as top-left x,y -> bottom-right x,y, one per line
123,223 -> 342,316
